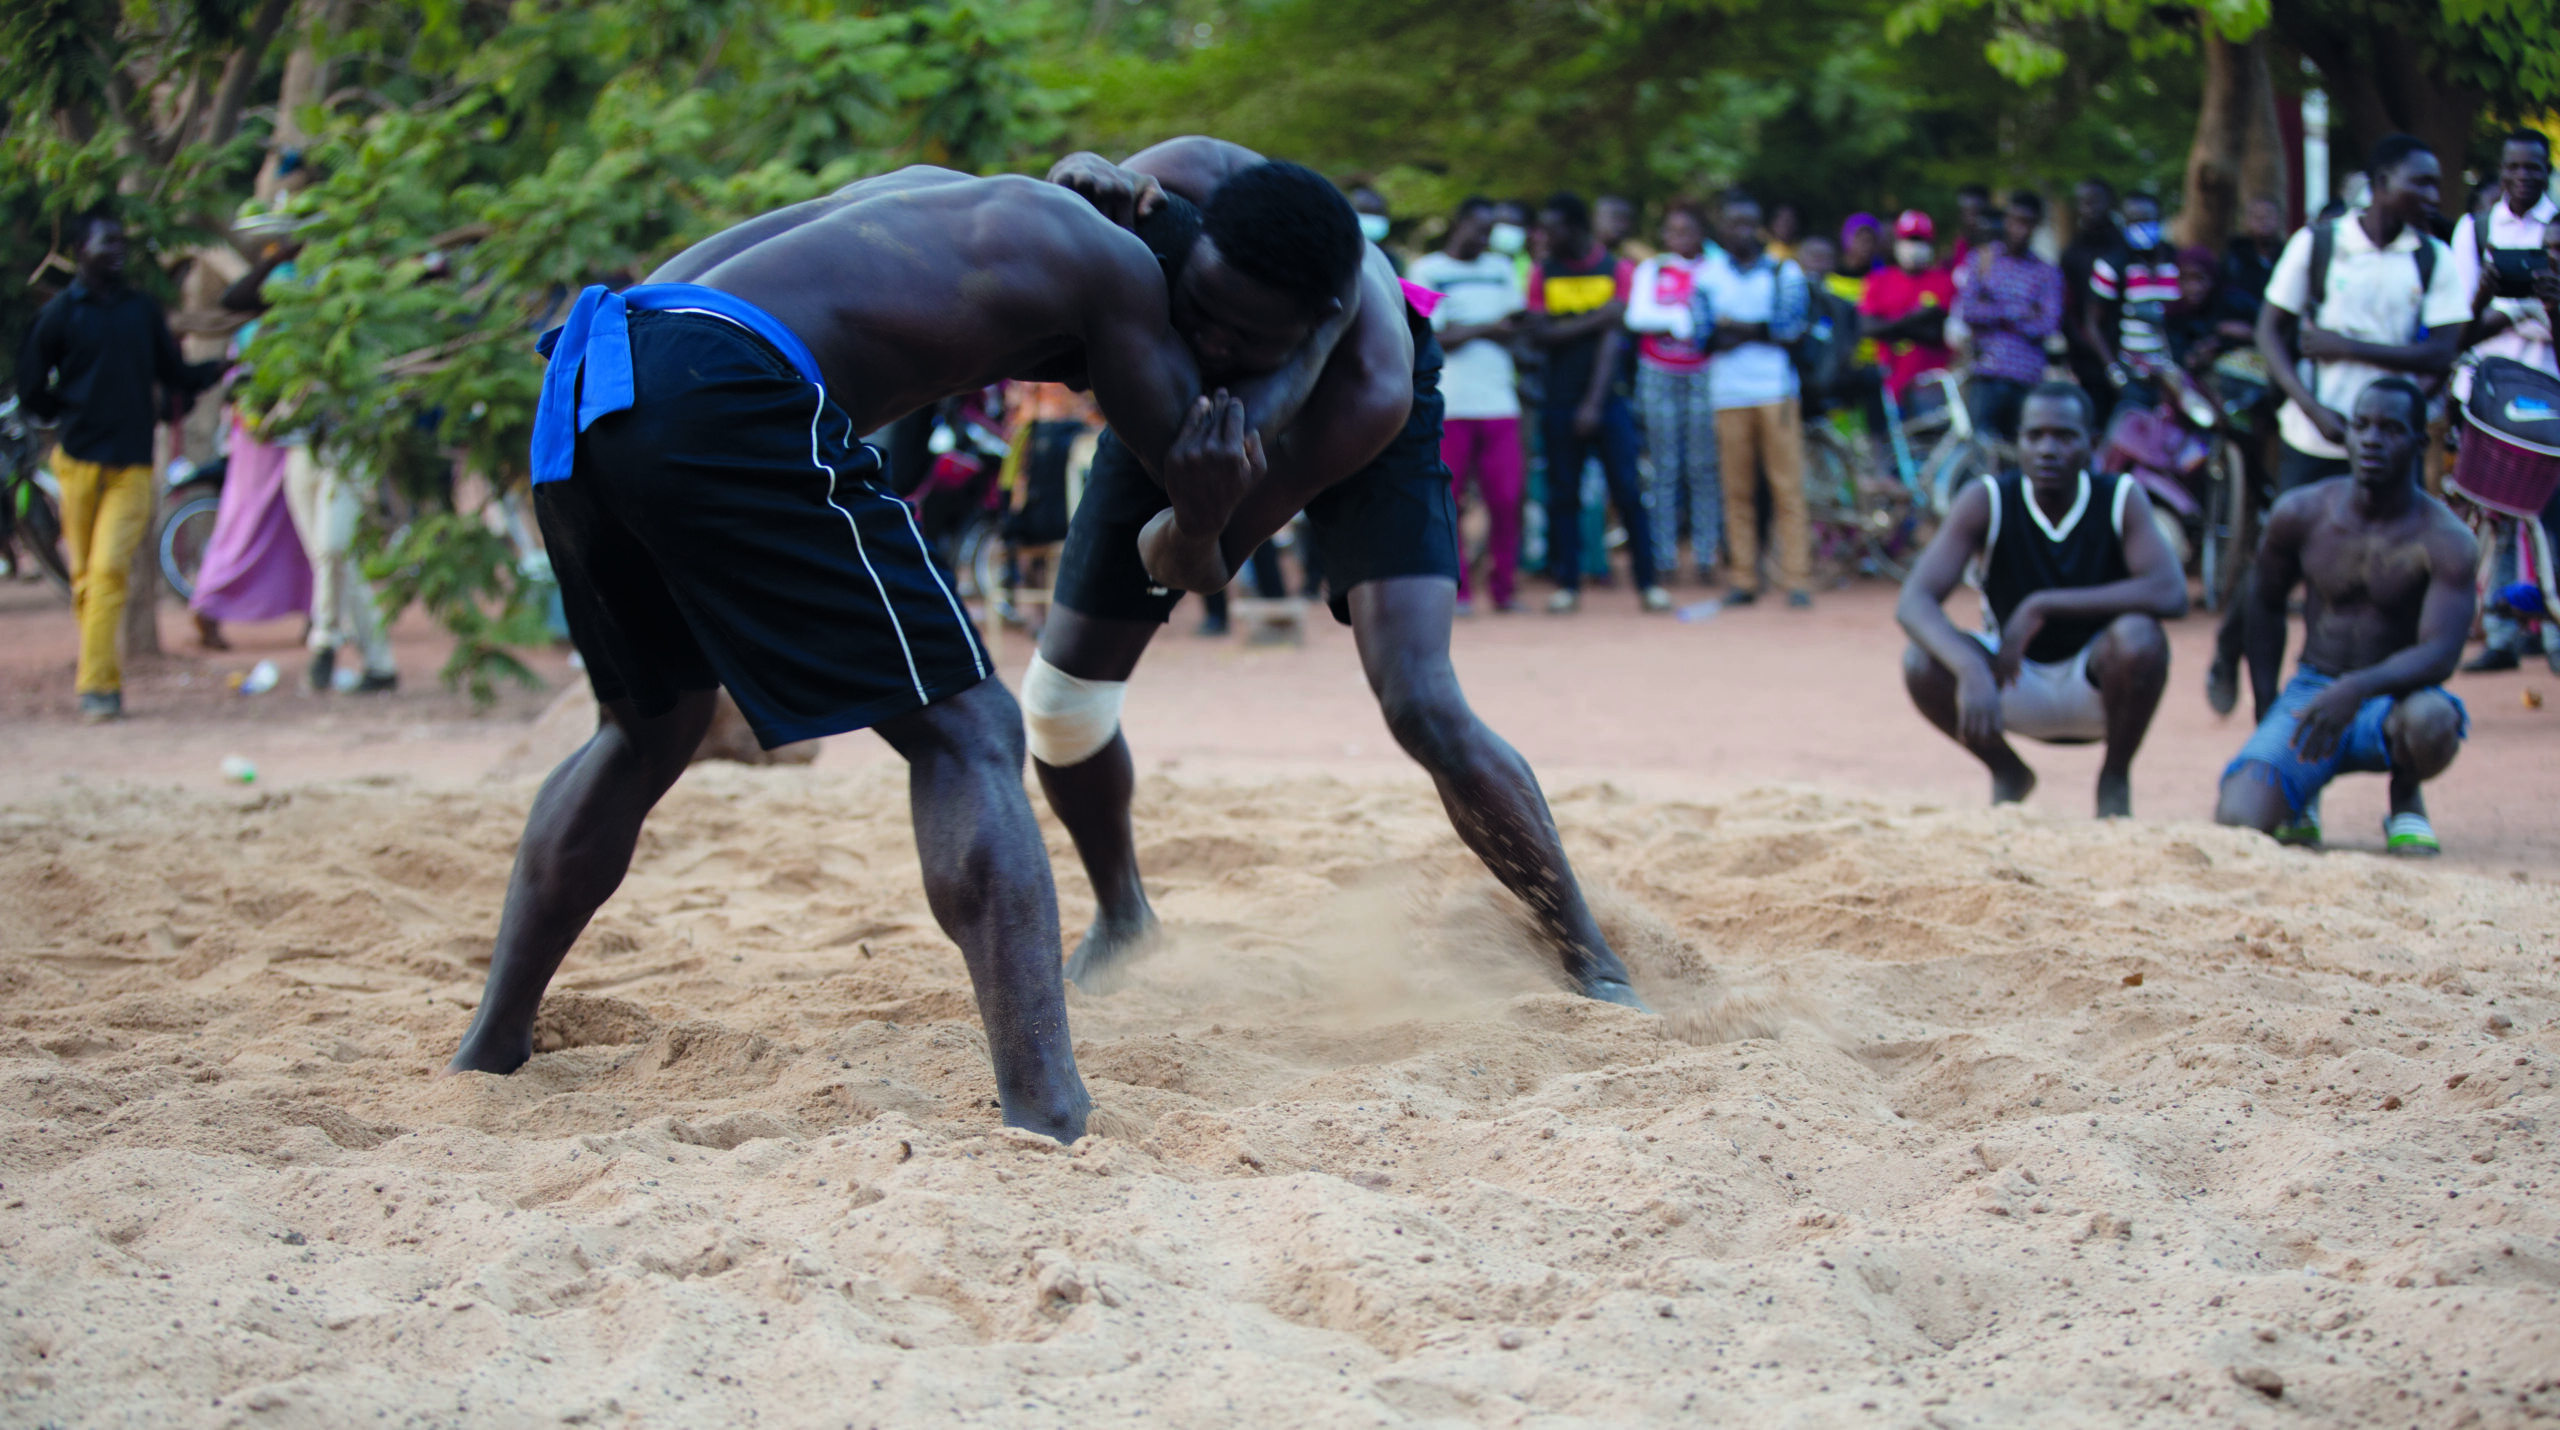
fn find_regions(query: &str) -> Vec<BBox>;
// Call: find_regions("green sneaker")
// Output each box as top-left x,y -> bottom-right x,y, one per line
2384,812 -> 2441,857
2272,795 -> 2321,848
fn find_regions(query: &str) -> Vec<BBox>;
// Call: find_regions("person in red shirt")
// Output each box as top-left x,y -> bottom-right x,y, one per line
1860,210 -> 1957,403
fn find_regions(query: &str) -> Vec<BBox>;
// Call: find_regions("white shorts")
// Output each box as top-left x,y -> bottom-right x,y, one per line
1970,631 -> 2106,743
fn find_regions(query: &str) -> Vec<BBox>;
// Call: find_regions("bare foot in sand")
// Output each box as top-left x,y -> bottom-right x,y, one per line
1992,758 -> 2037,806
1063,913 -> 1164,995
2096,768 -> 2132,819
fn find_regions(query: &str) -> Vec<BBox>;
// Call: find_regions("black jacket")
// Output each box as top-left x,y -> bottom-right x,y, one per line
15,280 -> 220,466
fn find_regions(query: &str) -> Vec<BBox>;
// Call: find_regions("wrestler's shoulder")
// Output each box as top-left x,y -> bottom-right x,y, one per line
814,173 -> 1147,271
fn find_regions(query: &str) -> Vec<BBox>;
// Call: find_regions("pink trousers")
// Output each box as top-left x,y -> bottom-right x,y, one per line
1443,416 -> 1523,606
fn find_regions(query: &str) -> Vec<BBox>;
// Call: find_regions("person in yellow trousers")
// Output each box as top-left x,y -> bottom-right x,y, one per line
15,210 -> 219,721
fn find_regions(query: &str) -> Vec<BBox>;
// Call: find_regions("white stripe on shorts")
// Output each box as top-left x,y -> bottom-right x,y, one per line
809,385 -> 927,704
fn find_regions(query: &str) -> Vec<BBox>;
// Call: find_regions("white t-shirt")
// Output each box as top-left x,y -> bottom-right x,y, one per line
2263,210 -> 2471,458
2449,197 -> 2559,398
1408,249 -> 1524,420
1693,250 -> 1802,411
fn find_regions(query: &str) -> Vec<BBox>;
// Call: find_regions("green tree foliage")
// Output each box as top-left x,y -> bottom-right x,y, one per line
1895,0 -> 2560,180
1060,0 -> 2199,234
11,0 -> 1063,701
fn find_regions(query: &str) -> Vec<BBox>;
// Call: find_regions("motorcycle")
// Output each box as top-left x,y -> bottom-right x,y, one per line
2096,354 -> 2259,611
0,395 -> 73,598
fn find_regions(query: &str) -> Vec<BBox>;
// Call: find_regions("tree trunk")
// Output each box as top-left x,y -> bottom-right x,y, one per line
256,0 -> 341,199
2276,2 -> 2482,192
2180,35 -> 2289,250
2238,38 -> 2288,213
2179,31 -> 2251,249
203,0 -> 296,150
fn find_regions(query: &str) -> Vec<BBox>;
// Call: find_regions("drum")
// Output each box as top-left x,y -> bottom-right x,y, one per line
2451,357 -> 2560,518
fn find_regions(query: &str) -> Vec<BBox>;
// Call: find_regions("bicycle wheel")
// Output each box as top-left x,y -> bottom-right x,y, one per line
2200,441 -> 2251,613
1857,480 -> 1924,582
13,476 -> 73,599
159,493 -> 222,601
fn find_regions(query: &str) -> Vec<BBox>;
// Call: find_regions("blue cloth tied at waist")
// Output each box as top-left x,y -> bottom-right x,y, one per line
530,283 -> 825,484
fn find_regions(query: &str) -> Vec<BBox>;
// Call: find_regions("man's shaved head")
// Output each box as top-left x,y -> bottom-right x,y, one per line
1201,162 -> 1364,313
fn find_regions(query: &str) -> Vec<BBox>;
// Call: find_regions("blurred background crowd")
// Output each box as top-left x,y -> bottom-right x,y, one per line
3,0 -> 2556,717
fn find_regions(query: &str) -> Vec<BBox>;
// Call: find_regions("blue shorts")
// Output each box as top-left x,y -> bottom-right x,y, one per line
2223,670 -> 2467,814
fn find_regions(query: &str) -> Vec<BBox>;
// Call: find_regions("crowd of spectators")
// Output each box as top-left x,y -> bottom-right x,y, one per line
1375,128 -> 2559,673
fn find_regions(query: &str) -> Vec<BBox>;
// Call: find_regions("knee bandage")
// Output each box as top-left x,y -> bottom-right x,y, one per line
1021,654 -> 1126,767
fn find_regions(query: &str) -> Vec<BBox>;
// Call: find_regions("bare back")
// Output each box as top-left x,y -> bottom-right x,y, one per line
645,170 -> 1193,450
2275,479 -> 2477,675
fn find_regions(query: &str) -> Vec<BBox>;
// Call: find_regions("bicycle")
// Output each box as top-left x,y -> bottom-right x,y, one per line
1803,416 -> 1930,584
0,396 -> 73,598
158,456 -> 225,600
1891,369 -> 2009,518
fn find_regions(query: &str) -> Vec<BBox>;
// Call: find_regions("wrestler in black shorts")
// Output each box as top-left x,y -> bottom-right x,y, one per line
538,305 -> 988,747
1056,307 -> 1457,625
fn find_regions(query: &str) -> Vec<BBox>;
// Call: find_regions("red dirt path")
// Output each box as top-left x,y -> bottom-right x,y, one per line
3,574 -> 2554,875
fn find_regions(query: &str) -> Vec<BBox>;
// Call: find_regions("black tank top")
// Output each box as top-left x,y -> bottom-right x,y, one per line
1980,470 -> 2131,664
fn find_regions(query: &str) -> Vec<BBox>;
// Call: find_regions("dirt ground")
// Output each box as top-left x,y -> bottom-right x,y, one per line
4,572 -> 2556,872
1,574 -> 2556,1428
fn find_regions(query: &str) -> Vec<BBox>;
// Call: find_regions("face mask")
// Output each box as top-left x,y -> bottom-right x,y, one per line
1894,240 -> 1932,270
2124,220 -> 2162,251
1358,213 -> 1391,243
1487,222 -> 1526,255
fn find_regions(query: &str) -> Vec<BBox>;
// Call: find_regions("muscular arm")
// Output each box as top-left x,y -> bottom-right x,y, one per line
1055,139 -> 1393,588
1895,480 -> 2001,687
1052,141 -> 1359,462
2244,492 -> 2314,722
1139,252 -> 1415,590
1078,244 -> 1210,487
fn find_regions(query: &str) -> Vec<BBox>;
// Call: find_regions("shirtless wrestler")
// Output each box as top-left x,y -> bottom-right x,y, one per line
444,164 -> 1370,1142
2214,378 -> 2478,855
1024,137 -> 1652,1011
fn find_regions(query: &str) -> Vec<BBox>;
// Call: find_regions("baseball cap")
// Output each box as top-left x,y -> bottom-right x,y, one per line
1893,210 -> 1935,241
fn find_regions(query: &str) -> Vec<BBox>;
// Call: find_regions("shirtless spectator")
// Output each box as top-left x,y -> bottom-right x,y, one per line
1897,382 -> 2185,816
2215,379 -> 2476,855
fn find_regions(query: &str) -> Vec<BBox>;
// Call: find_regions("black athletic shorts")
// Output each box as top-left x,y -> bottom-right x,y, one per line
1054,312 -> 1458,626
534,309 -> 989,747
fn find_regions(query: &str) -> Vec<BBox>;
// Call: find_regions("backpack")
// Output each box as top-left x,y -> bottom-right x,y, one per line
2296,215 -> 2444,398
2301,215 -> 2439,332
1791,282 -> 1858,414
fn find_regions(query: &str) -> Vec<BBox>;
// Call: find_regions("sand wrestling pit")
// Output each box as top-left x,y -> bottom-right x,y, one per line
1,766 -> 2555,1426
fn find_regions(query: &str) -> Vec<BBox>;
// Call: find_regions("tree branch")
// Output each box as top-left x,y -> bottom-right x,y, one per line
204,0 -> 294,148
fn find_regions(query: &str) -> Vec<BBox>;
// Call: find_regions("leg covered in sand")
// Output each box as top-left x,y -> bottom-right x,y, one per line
450,689 -> 716,1077
1029,607 -> 1166,990
1347,577 -> 1649,1009
452,679 -> 1090,1142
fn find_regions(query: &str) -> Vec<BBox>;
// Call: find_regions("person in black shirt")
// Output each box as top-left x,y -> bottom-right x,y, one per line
15,211 -> 219,721
2059,179 -> 2123,426
2218,196 -> 2287,326
1896,382 -> 2188,816
1526,192 -> 1657,612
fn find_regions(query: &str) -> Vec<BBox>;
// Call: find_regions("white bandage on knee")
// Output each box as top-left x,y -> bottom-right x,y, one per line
1021,653 -> 1126,767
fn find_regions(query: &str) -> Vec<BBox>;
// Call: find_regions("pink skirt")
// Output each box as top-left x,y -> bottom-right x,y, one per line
189,420 -> 312,623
